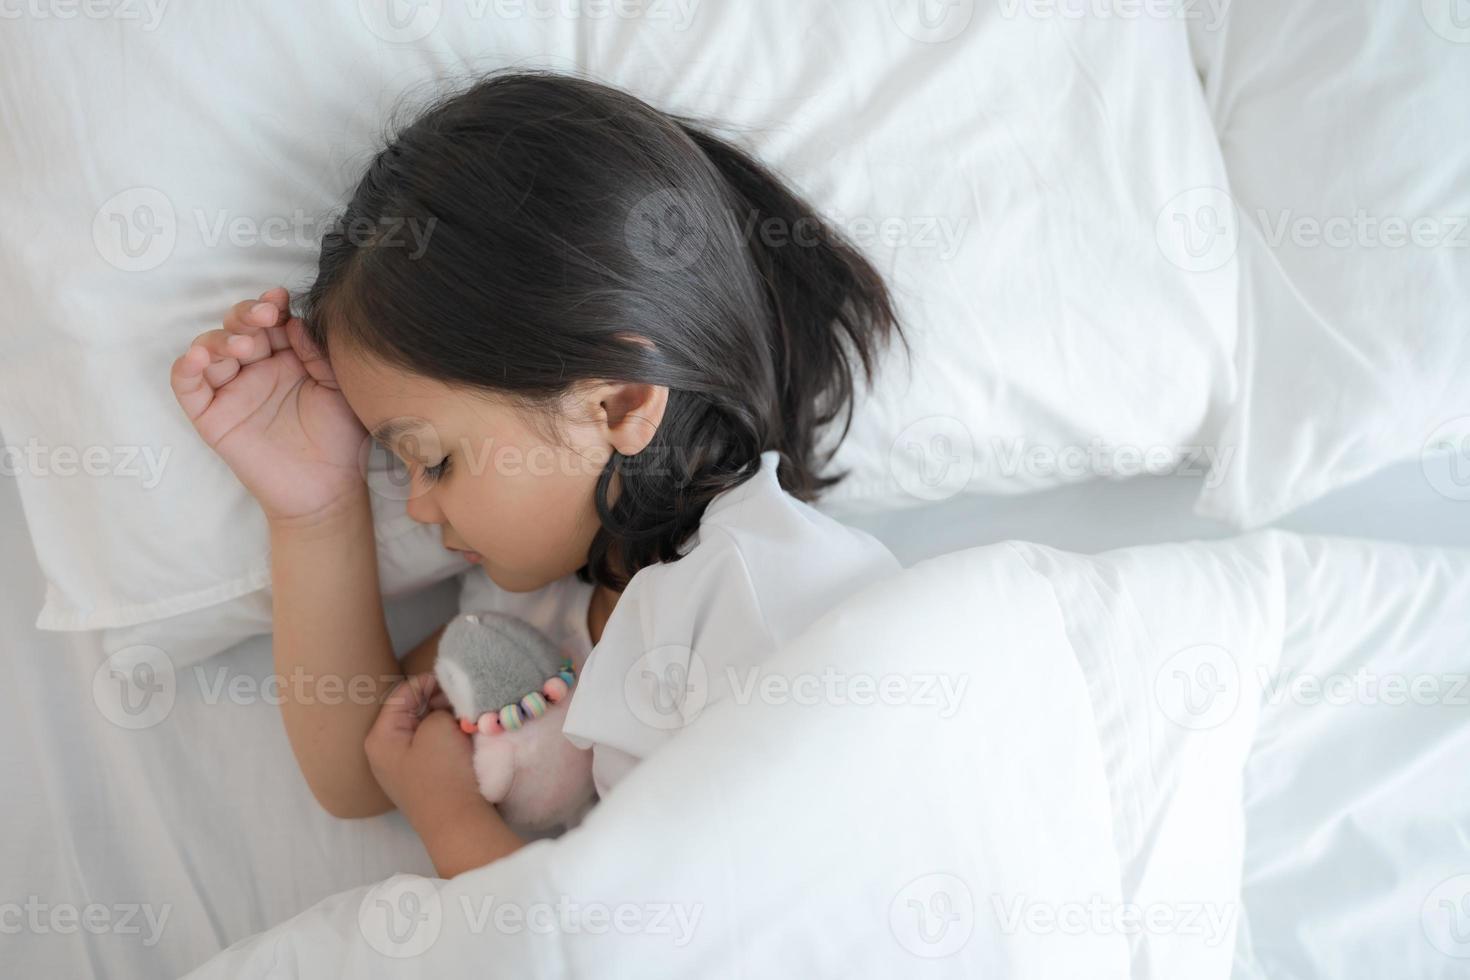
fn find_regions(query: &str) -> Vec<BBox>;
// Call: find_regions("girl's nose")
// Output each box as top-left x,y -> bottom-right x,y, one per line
405,487 -> 445,525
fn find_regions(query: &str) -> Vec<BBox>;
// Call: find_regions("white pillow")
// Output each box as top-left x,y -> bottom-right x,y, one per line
1187,0 -> 1470,526
0,5 -> 1235,653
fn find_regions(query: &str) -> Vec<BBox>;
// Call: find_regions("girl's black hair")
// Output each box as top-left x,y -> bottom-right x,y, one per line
304,69 -> 909,591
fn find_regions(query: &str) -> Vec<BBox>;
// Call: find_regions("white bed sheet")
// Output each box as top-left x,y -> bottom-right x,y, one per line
182,521 -> 1470,979
3,453 -> 1466,978
1234,536 -> 1470,979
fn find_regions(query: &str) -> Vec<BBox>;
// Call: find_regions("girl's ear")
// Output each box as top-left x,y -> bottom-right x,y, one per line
588,380 -> 668,458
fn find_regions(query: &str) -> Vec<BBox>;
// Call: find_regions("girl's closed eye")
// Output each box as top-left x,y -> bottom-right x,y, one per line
420,454 -> 451,483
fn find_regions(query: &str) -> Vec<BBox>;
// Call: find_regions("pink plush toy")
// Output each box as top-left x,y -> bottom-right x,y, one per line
433,612 -> 596,833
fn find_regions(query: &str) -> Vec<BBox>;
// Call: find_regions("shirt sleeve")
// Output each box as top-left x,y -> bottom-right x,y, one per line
560,533 -> 776,798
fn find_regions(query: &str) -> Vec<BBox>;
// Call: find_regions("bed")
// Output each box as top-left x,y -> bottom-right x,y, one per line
6,460 -> 1469,978
2,1 -> 1467,977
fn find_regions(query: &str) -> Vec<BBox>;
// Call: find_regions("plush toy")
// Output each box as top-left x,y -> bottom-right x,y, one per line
434,611 -> 596,834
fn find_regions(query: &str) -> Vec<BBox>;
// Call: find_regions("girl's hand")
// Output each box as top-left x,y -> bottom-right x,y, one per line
364,675 -> 483,824
366,674 -> 528,875
170,287 -> 368,525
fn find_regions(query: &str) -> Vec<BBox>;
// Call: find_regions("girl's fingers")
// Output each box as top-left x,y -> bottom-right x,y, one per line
258,286 -> 291,315
224,298 -> 281,333
414,709 -> 471,750
203,353 -> 241,389
191,327 -> 255,361
228,327 -> 275,364
193,324 -> 274,369
383,673 -> 440,720
179,292 -> 301,412
408,673 -> 441,708
287,316 -> 338,388
264,322 -> 290,351
170,345 -> 215,420
185,329 -> 243,388
255,287 -> 295,357
370,680 -> 425,740
224,292 -> 291,351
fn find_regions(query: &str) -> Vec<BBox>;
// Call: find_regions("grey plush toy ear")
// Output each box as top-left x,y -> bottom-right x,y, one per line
434,611 -> 565,719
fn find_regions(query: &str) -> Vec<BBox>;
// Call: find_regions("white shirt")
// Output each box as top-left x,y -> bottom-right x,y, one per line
458,449 -> 901,798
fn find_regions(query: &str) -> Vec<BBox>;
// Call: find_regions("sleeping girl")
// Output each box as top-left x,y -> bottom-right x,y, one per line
169,69 -> 907,877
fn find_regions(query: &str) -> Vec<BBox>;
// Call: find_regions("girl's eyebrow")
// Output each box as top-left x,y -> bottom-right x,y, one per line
370,418 -> 427,448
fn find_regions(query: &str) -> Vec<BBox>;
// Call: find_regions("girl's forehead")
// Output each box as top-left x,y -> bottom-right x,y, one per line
333,350 -> 447,428
333,346 -> 460,411
331,343 -> 434,394
334,349 -> 523,439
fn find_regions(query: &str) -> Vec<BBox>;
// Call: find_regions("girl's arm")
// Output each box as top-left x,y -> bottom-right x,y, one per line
171,289 -> 420,817
400,624 -> 448,675
173,289 -> 509,851
270,492 -> 402,818
412,784 -> 525,878
364,675 -> 525,875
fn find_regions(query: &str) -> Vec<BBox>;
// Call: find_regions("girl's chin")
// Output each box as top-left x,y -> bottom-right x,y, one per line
480,564 -> 556,595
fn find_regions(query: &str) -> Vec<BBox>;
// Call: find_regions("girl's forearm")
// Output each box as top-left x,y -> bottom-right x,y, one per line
413,797 -> 524,878
269,490 -> 401,818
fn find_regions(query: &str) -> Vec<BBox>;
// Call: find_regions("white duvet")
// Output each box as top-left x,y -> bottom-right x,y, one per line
182,532 -> 1470,979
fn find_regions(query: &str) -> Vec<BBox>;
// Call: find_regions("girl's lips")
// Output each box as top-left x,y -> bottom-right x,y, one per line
448,547 -> 482,564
